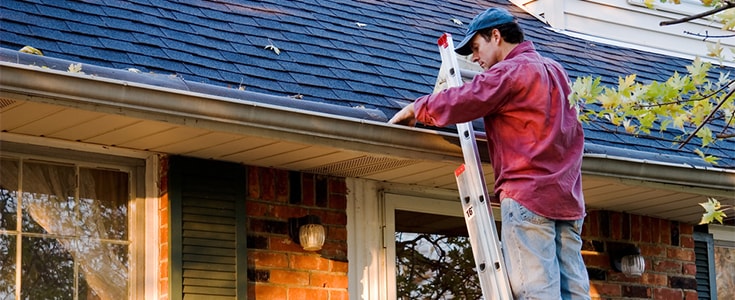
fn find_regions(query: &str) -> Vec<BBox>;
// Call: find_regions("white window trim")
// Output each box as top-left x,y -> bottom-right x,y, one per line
382,193 -> 464,300
347,178 -> 502,300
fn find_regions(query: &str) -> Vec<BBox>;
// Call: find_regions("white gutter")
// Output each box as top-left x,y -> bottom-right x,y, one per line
1,60 -> 733,194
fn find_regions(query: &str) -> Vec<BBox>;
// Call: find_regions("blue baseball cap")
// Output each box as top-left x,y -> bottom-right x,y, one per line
455,7 -> 515,56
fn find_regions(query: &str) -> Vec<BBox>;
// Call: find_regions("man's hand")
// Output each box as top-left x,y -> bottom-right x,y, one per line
388,103 -> 417,127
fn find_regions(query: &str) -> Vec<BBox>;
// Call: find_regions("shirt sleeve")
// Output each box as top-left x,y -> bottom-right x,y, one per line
413,66 -> 515,127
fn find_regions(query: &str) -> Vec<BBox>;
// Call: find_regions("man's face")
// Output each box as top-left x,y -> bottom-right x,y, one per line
470,31 -> 499,70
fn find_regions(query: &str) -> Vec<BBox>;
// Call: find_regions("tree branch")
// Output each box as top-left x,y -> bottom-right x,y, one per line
660,1 -> 735,26
678,89 -> 734,148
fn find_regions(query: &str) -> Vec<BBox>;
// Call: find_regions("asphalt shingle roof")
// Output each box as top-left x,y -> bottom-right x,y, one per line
1,0 -> 733,168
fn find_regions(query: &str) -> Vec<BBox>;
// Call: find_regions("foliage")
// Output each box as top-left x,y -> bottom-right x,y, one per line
569,57 -> 734,165
395,233 -> 481,300
572,1 -> 735,224
699,197 -> 731,224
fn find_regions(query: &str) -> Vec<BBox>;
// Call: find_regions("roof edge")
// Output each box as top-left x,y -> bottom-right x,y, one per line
1,50 -> 733,194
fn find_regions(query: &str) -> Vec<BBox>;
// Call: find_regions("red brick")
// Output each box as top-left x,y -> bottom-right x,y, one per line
684,290 -> 698,300
329,194 -> 347,210
246,201 -> 269,217
630,214 -> 642,242
667,248 -> 695,261
323,211 -> 347,226
680,235 -> 694,248
329,289 -> 349,300
302,174 -> 315,206
640,244 -> 666,258
608,272 -> 643,283
682,262 -> 697,275
641,273 -> 668,286
289,287 -> 329,299
583,210 -> 600,238
159,280 -> 169,300
653,287 -> 682,300
327,226 -> 347,241
275,169 -> 289,202
249,251 -> 289,268
251,284 -> 287,299
310,272 -> 349,289
610,211 -> 623,240
659,219 -> 671,245
260,168 -> 276,201
653,259 -> 681,273
247,166 -> 260,199
641,216 -> 654,243
329,177 -> 347,194
679,223 -> 693,235
270,236 -> 303,252
590,282 -> 621,297
331,260 -> 348,273
272,204 -> 307,219
269,269 -> 310,285
291,254 -> 331,271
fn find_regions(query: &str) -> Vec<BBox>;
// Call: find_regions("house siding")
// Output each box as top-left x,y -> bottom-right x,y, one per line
582,210 -> 701,299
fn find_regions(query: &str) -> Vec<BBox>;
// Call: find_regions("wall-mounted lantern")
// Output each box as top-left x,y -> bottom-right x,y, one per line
289,215 -> 325,252
610,243 -> 645,277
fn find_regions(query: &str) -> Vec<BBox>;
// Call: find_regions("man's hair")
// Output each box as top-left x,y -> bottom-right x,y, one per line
478,22 -> 524,44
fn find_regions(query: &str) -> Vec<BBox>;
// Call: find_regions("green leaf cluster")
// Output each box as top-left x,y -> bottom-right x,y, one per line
569,57 -> 734,164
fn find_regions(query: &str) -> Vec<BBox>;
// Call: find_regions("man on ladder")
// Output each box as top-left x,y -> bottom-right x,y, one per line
389,7 -> 591,300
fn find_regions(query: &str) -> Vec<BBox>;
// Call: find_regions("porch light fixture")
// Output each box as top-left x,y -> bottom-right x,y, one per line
289,215 -> 325,252
611,244 -> 645,277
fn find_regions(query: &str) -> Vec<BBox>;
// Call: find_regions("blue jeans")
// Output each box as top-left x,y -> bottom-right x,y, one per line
500,198 -> 590,300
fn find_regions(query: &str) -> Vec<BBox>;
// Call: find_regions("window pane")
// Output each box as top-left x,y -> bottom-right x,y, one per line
0,157 -> 19,230
0,234 -> 16,298
21,236 -> 74,300
79,243 -> 128,300
395,210 -> 482,300
79,168 -> 128,240
21,162 -> 76,235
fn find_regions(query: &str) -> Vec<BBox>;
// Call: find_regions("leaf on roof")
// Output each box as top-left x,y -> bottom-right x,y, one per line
451,18 -> 463,26
356,22 -> 367,28
127,68 -> 142,73
265,38 -> 281,55
68,63 -> 83,73
19,46 -> 43,56
289,94 -> 303,99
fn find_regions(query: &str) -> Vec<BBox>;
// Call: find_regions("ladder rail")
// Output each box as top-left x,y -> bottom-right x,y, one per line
436,33 -> 514,300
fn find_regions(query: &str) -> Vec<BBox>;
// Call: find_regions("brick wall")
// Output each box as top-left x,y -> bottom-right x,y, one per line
158,155 -> 170,300
246,166 -> 349,300
582,210 -> 698,300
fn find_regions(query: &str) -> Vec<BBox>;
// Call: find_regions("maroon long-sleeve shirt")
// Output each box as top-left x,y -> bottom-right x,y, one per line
414,41 -> 585,220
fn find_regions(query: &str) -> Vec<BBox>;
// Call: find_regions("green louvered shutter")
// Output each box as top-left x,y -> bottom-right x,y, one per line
693,232 -> 717,300
169,156 -> 247,300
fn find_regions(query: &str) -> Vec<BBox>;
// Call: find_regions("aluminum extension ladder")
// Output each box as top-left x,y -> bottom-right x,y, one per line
434,33 -> 513,300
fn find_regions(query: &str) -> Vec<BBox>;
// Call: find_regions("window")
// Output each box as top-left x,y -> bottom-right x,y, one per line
384,193 -> 502,300
0,155 -> 134,299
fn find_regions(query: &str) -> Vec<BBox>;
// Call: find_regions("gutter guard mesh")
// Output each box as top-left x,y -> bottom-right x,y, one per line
305,156 -> 418,178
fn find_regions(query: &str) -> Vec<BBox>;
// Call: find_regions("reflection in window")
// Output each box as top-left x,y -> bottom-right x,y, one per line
394,210 -> 482,300
0,157 -> 130,299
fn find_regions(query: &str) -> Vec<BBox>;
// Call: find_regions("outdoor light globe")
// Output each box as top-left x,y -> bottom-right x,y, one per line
620,255 -> 646,277
299,223 -> 325,251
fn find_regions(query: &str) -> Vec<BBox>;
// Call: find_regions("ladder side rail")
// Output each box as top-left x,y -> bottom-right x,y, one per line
437,33 -> 514,300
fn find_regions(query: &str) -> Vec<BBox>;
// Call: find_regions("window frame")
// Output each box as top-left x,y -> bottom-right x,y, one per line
0,142 -> 150,299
